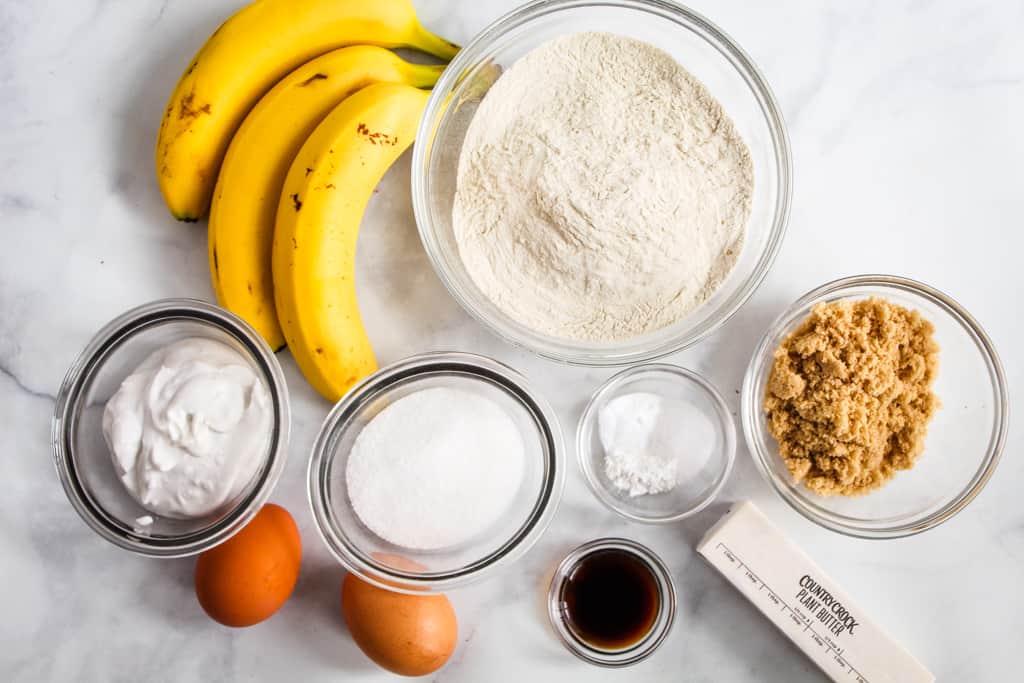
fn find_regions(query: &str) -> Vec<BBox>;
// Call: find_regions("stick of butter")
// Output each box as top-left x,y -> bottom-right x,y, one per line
697,501 -> 933,683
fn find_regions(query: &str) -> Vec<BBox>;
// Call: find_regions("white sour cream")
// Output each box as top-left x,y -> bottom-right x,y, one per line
102,337 -> 273,519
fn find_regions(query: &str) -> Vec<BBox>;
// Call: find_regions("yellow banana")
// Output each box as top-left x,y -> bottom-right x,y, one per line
272,83 -> 430,401
209,47 -> 443,352
156,0 -> 457,221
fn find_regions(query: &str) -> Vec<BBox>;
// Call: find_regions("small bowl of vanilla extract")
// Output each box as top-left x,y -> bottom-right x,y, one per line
548,538 -> 676,667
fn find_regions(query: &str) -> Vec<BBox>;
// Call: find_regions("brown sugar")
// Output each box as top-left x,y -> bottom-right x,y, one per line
764,297 -> 940,496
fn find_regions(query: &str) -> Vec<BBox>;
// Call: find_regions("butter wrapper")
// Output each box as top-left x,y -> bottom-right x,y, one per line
697,501 -> 933,683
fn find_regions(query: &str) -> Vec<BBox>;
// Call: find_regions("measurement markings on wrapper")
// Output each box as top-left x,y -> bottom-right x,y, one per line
713,542 -> 871,683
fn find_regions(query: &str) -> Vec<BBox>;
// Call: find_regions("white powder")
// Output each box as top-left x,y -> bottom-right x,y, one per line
346,387 -> 525,550
599,392 -> 714,497
453,32 -> 753,342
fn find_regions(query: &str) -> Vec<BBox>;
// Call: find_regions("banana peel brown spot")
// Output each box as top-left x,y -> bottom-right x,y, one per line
325,183 -> 335,189
212,247 -> 219,272
356,123 -> 396,147
178,91 -> 212,120
247,281 -> 253,294
305,167 -> 313,177
298,73 -> 328,87
291,193 -> 302,211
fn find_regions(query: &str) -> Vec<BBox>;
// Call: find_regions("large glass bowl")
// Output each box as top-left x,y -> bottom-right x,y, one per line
53,299 -> 291,557
741,275 -> 1008,539
308,352 -> 565,594
413,0 -> 791,365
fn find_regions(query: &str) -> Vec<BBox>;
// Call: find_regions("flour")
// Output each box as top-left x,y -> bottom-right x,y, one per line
453,32 -> 754,342
346,387 -> 524,550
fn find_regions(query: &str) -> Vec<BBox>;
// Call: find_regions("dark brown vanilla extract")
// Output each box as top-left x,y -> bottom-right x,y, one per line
561,549 -> 660,650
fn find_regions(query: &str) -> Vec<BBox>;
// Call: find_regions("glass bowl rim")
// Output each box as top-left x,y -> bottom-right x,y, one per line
412,0 -> 793,367
576,363 -> 737,523
740,274 -> 1009,539
51,298 -> 291,558
547,537 -> 677,667
307,351 -> 566,594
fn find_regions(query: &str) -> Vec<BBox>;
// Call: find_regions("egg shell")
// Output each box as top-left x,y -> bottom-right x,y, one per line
194,503 -> 302,627
341,572 -> 458,677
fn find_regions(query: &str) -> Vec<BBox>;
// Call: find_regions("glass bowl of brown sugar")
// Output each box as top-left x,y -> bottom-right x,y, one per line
741,274 -> 1008,539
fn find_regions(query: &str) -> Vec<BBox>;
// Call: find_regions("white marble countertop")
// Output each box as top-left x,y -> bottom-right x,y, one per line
2,0 -> 1022,680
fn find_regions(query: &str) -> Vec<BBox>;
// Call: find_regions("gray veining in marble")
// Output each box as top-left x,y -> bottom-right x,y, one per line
1,0 -> 1022,681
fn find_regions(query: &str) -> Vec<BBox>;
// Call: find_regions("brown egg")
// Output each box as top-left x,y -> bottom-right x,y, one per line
341,570 -> 458,677
194,504 -> 302,627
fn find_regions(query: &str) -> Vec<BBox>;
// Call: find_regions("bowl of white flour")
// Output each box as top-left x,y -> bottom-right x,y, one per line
413,0 -> 791,365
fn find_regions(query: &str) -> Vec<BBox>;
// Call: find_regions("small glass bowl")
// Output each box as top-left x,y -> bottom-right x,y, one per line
577,364 -> 736,523
413,0 -> 792,366
308,352 -> 565,594
52,299 -> 290,558
548,538 -> 676,667
742,275 -> 1009,539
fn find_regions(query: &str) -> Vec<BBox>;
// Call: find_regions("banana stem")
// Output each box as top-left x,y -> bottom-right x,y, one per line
411,24 -> 460,61
408,63 -> 448,89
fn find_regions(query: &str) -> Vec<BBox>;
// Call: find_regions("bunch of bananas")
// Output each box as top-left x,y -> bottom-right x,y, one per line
155,0 -> 457,402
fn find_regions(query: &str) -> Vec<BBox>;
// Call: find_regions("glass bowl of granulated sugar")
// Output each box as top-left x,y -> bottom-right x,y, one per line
308,352 -> 565,594
413,0 -> 792,366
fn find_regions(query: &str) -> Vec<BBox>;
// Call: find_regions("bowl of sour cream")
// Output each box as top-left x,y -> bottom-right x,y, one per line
53,299 -> 290,557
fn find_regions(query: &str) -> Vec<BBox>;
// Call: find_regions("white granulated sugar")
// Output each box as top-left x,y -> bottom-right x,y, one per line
453,32 -> 754,342
346,387 -> 525,550
599,392 -> 714,497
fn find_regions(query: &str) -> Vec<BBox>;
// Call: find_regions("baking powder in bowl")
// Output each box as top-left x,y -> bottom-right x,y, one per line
345,387 -> 525,550
453,32 -> 753,342
599,392 -> 714,497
